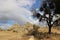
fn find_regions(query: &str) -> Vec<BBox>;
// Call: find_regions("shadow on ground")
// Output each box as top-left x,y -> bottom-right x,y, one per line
26,32 -> 60,40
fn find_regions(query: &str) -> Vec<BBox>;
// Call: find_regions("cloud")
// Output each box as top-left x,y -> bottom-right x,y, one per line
0,0 -> 36,11
0,0 -> 36,27
16,0 -> 36,9
0,7 -> 33,24
0,0 -> 49,29
0,0 -> 48,28
0,7 -> 33,29
0,0 -> 36,23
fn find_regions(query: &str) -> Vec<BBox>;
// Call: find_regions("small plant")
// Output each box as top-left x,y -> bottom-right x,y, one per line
13,30 -> 18,32
7,29 -> 11,31
27,24 -> 40,37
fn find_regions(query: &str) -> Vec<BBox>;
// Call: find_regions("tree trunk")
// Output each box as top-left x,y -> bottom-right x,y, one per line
48,25 -> 52,34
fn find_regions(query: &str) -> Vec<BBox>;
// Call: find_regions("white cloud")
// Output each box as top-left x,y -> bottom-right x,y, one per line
0,7 -> 33,29
0,7 -> 33,24
0,0 -> 36,11
0,0 -> 17,11
0,0 -> 36,24
16,0 -> 36,8
0,0 -> 43,29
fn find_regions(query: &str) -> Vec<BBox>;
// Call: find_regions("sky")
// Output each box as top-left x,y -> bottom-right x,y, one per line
0,0 -> 60,29
32,0 -> 43,9
0,0 -> 45,29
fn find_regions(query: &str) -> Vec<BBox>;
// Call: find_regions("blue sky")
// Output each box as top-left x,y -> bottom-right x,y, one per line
32,0 -> 43,9
0,0 -> 44,28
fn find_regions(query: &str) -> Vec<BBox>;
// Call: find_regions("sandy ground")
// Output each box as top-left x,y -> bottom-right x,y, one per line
0,31 -> 19,40
0,27 -> 60,40
0,23 -> 60,40
0,31 -> 30,40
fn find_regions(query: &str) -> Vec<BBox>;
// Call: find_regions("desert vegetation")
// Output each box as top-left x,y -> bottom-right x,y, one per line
0,23 -> 60,40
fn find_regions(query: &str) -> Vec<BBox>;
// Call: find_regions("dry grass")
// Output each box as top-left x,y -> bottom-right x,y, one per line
0,23 -> 60,40
35,27 -> 60,40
